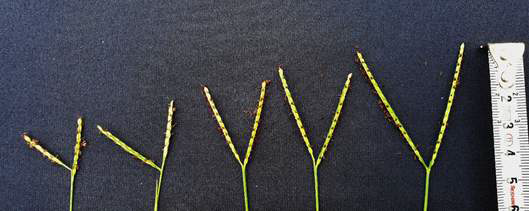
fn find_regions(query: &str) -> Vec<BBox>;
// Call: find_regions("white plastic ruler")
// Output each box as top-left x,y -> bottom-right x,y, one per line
487,43 -> 528,211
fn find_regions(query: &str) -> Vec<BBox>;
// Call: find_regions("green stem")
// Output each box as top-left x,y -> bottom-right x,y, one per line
70,172 -> 75,211
423,168 -> 431,211
241,166 -> 249,211
313,164 -> 319,211
154,159 -> 166,211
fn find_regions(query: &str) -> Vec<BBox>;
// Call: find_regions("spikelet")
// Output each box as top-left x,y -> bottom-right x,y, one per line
356,50 -> 428,169
97,125 -> 161,171
22,134 -> 71,171
277,67 -> 315,161
72,118 -> 83,174
316,73 -> 352,166
430,43 -> 465,167
243,80 -> 269,166
162,100 -> 175,160
203,86 -> 243,166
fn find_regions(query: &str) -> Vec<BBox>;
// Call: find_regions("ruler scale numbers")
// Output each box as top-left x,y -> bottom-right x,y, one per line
488,43 -> 529,211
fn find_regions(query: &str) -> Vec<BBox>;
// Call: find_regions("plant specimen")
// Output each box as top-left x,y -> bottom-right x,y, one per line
278,68 -> 352,211
97,100 -> 175,211
202,80 -> 269,211
355,43 -> 465,211
22,117 -> 85,211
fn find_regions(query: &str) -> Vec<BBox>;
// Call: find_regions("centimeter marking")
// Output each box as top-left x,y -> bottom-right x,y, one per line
487,43 -> 528,211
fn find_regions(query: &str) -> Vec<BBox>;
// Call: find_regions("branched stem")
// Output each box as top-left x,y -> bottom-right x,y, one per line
355,43 -> 465,210
278,68 -> 352,211
98,100 -> 175,211
22,118 -> 84,211
203,81 -> 268,211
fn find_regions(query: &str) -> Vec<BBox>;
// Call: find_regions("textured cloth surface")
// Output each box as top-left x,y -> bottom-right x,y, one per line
1,1 -> 529,210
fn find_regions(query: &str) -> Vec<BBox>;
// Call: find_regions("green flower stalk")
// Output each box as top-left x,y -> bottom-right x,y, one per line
22,117 -> 85,211
97,100 -> 175,211
355,43 -> 465,211
278,68 -> 352,211
202,81 -> 269,211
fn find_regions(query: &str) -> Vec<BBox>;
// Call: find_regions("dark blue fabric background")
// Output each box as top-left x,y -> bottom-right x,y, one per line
2,1 -> 529,210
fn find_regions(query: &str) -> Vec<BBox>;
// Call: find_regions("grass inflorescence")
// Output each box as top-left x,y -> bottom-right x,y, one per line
202,80 -> 269,211
22,117 -> 85,211
355,43 -> 465,211
97,100 -> 175,211
278,67 -> 352,211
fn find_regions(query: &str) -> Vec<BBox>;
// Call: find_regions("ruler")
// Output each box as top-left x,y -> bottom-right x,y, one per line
487,43 -> 528,211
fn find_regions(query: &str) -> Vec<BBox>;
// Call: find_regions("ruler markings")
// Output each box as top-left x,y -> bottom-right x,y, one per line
488,43 -> 528,211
